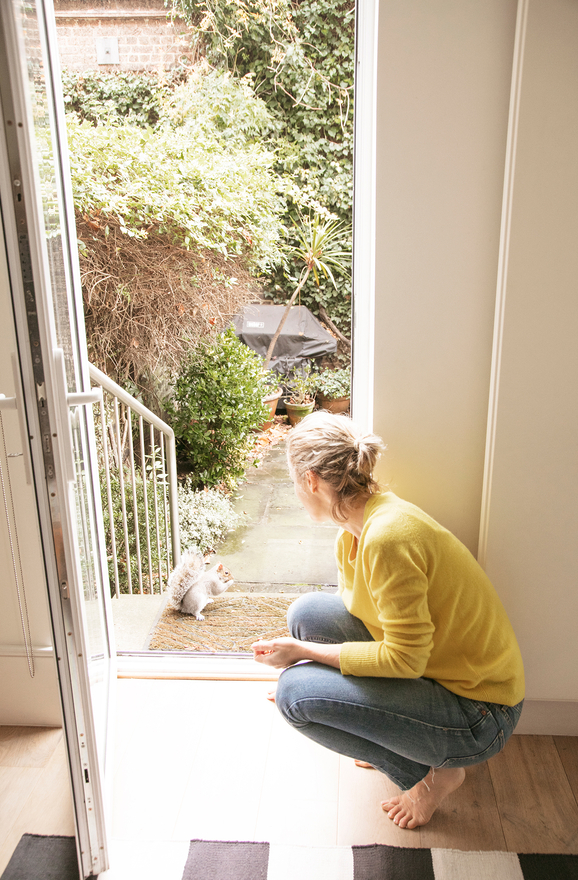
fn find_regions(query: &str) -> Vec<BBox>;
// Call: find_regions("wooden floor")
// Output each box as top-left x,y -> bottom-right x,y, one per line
0,725 -> 75,875
1,679 -> 578,879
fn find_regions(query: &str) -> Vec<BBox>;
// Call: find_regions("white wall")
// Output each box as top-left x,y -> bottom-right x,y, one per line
371,0 -> 518,554
0,218 -> 62,727
481,0 -> 578,705
366,0 -> 578,730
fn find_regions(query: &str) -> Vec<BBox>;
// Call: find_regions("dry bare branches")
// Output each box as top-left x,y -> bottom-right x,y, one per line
78,215 -> 261,400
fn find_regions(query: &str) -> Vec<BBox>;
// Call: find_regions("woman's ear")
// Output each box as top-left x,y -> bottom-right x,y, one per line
305,470 -> 319,492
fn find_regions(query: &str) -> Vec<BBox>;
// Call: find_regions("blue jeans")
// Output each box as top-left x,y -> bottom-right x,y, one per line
275,592 -> 524,791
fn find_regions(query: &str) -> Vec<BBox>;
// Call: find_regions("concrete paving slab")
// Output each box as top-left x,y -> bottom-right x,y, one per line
214,439 -> 339,588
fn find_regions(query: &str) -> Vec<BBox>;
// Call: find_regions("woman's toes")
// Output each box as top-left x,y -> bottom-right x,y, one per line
381,796 -> 400,810
381,798 -> 402,819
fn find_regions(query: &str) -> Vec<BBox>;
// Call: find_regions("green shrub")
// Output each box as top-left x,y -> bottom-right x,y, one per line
65,67 -> 287,272
67,115 -> 285,271
166,328 -> 270,488
314,367 -> 350,399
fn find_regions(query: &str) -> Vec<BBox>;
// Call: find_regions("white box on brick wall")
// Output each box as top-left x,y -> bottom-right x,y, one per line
96,36 -> 119,64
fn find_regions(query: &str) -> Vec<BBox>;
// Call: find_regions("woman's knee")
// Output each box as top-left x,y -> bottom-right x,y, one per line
287,592 -> 333,639
275,661 -> 347,729
275,665 -> 307,725
287,591 -> 373,645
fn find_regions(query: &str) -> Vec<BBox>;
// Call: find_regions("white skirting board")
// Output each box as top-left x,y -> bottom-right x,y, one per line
514,700 -> 578,736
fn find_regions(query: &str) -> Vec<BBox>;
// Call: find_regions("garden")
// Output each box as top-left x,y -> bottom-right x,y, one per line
62,0 -> 355,592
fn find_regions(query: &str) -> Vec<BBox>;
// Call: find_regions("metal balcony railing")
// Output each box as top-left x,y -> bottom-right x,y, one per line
89,364 -> 180,598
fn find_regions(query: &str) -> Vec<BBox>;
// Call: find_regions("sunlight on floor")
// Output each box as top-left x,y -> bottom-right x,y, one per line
100,678 -> 407,879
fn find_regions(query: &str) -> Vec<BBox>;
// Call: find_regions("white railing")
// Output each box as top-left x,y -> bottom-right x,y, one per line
89,364 -> 180,598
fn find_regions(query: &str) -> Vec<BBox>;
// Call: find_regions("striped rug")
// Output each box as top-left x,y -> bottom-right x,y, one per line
181,840 -> 578,880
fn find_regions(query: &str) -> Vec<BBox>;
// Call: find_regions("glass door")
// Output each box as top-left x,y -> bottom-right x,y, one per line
0,1 -> 115,875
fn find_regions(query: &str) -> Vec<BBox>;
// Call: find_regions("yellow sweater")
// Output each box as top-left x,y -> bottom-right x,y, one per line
337,493 -> 525,706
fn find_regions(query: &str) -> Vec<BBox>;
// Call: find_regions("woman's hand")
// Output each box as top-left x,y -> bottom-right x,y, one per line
252,637 -> 307,668
252,637 -> 342,670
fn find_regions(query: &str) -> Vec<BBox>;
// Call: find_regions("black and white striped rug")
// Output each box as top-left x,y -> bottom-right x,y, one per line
181,840 -> 578,880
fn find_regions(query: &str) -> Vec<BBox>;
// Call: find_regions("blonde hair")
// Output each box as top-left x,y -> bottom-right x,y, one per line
286,412 -> 384,522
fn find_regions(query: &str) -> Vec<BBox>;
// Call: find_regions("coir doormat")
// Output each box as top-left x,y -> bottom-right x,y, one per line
181,840 -> 578,880
147,593 -> 296,653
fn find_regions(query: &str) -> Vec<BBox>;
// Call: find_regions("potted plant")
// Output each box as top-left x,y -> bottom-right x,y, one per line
261,368 -> 283,430
315,367 -> 351,414
284,363 -> 317,425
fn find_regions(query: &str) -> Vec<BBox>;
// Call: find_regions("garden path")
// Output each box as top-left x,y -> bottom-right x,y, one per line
112,427 -> 338,652
214,434 -> 339,593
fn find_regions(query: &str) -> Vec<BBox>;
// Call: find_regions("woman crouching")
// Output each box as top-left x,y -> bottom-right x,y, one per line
252,412 -> 524,829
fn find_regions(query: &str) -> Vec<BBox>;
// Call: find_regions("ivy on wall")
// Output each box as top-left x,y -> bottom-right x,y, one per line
170,0 -> 355,333
61,69 -> 181,127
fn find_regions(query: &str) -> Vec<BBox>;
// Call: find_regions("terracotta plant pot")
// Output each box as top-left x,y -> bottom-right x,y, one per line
284,399 -> 315,426
318,394 -> 350,414
262,388 -> 283,430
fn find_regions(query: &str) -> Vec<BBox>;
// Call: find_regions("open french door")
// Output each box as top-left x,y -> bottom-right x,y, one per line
0,1 -> 115,876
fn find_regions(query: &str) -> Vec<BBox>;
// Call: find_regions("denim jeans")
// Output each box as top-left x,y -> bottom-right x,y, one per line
275,592 -> 524,791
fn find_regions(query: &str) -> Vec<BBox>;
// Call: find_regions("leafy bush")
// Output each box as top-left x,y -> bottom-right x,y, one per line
67,108 -> 285,271
166,328 -> 270,488
178,483 -> 244,553
314,367 -> 350,399
64,67 -> 288,270
164,65 -> 272,138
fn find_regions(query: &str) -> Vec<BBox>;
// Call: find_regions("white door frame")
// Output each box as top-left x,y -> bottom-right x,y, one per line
351,0 -> 379,431
0,1 -> 115,874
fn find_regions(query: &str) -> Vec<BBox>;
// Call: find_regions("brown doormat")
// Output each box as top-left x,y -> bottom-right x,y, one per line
147,593 -> 297,653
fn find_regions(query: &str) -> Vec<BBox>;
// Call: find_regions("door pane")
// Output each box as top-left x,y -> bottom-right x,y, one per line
13,0 -> 113,750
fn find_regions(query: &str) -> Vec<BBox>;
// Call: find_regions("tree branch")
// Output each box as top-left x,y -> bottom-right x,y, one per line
319,305 -> 351,347
263,266 -> 311,369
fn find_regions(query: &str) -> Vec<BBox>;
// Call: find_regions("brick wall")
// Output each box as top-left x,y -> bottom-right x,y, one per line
53,0 -> 194,71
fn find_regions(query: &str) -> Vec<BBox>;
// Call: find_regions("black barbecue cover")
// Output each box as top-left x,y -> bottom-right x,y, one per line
233,304 -> 336,374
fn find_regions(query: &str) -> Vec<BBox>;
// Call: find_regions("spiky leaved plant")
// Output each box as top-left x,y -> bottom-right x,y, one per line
263,213 -> 351,369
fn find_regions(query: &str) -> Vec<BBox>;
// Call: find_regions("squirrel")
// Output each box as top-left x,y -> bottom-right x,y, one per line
166,550 -> 234,620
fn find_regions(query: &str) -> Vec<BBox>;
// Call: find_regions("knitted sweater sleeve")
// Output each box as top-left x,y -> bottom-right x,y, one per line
339,527 -> 436,678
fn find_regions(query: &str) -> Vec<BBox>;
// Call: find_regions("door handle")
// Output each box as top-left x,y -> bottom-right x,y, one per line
53,351 -> 104,483
68,388 -> 103,407
53,349 -> 76,483
0,354 -> 34,484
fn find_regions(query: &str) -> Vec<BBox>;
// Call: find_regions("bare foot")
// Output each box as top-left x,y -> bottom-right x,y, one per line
266,689 -> 276,703
354,760 -> 376,769
381,767 -> 466,829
